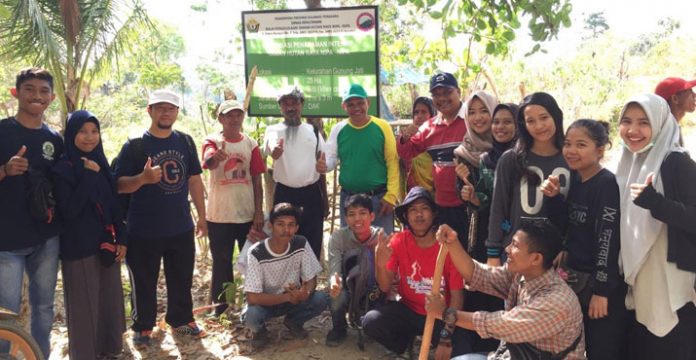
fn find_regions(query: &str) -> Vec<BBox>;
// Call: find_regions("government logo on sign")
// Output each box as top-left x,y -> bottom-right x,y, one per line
246,18 -> 260,33
356,12 -> 375,31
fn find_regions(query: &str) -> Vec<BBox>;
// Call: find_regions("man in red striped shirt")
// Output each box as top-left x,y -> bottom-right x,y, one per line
397,72 -> 469,246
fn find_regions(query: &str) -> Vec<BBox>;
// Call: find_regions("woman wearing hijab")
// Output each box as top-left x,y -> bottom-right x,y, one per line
456,101 -> 517,353
404,96 -> 436,193
52,111 -> 127,359
614,94 -> 696,360
452,91 -> 496,249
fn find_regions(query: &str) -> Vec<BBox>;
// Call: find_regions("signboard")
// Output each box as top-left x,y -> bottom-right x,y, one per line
242,6 -> 380,117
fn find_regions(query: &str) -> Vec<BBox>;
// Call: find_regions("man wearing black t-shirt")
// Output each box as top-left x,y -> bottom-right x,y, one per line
0,67 -> 63,357
115,89 -> 207,346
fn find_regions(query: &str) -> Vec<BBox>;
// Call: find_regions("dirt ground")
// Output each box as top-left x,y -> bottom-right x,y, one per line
46,240 -> 401,360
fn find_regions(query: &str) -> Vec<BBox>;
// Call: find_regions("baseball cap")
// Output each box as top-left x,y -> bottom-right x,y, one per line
277,85 -> 305,102
342,84 -> 368,102
217,99 -> 245,116
429,72 -> 458,92
655,77 -> 696,101
147,89 -> 181,107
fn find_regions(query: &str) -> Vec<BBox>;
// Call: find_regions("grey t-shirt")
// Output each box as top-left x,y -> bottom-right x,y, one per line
487,150 -> 570,250
328,226 -> 382,277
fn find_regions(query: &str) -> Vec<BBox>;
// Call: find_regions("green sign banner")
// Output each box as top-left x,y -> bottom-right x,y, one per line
242,6 -> 380,117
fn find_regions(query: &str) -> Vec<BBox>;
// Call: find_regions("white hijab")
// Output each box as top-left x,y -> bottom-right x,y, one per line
614,93 -> 681,285
454,91 -> 496,167
613,94 -> 695,336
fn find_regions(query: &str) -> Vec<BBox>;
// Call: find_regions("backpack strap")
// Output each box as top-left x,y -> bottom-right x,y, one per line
552,331 -> 582,360
174,130 -> 197,161
127,136 -> 147,171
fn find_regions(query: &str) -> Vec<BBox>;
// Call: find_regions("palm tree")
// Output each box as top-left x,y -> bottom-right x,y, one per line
0,0 -> 150,129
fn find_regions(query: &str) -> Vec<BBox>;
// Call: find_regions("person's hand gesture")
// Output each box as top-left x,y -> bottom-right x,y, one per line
460,176 -> 480,206
588,295 -> 609,319
401,123 -> 419,141
141,157 -> 162,184
271,138 -> 284,160
5,145 -> 29,176
81,157 -> 100,172
315,151 -> 327,174
211,148 -> 229,163
375,230 -> 393,269
630,173 -> 653,200
540,174 -> 561,197
329,272 -> 342,298
425,293 -> 446,319
454,159 -> 470,181
435,224 -> 458,246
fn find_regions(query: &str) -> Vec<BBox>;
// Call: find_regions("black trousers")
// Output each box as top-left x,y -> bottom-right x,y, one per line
439,205 -> 470,250
628,302 -> 696,360
273,180 -> 324,260
207,221 -> 251,315
362,301 -> 472,356
126,229 -> 195,331
580,282 -> 630,360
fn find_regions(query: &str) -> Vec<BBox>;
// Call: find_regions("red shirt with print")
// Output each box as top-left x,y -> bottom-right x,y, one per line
386,230 -> 464,315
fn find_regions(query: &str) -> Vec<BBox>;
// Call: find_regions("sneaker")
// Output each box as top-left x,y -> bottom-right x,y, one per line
325,327 -> 347,347
250,327 -> 270,349
283,317 -> 309,339
132,330 -> 152,347
173,322 -> 205,337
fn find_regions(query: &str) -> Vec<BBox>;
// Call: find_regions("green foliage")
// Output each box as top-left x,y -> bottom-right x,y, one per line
112,21 -> 186,90
190,2 -> 208,12
0,0 -> 152,127
250,0 -> 288,10
583,11 -> 609,39
629,17 -> 680,55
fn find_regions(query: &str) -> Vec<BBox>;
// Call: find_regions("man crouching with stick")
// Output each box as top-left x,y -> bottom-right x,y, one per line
427,221 -> 585,360
362,186 -> 472,359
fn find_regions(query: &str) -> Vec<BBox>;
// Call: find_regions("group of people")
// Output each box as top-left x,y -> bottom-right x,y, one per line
0,65 -> 695,360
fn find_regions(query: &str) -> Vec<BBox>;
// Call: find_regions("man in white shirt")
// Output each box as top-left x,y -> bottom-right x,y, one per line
263,86 -> 326,260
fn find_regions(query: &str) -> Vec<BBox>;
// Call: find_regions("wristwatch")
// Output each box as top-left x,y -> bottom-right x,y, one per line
443,307 -> 457,328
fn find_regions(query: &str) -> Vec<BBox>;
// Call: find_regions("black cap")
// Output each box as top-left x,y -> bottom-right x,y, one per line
395,186 -> 438,229
429,72 -> 458,92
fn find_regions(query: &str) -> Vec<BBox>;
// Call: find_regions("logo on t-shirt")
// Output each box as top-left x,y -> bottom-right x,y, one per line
220,154 -> 249,185
41,141 -> 55,161
406,261 -> 445,294
154,149 -> 187,194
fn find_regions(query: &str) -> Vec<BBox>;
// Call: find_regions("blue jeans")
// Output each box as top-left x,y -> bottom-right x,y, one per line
0,236 -> 60,357
330,288 -> 350,330
242,292 -> 328,333
340,189 -> 394,234
451,353 -> 489,360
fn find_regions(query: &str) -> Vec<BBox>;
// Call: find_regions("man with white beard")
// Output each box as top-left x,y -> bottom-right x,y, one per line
262,86 -> 327,260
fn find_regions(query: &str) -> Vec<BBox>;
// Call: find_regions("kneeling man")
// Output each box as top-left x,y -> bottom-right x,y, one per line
243,203 -> 328,349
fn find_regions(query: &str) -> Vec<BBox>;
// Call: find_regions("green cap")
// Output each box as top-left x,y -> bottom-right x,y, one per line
342,84 -> 368,102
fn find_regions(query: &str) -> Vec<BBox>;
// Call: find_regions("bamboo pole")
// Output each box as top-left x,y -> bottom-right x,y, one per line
418,245 -> 450,360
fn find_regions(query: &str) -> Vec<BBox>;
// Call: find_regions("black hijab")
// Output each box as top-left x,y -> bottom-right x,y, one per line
482,103 -> 519,169
53,110 -> 118,224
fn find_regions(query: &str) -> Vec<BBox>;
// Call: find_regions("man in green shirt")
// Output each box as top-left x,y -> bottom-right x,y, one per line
318,84 -> 400,233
